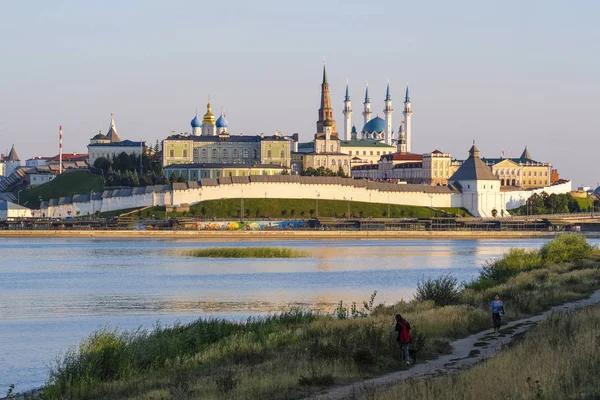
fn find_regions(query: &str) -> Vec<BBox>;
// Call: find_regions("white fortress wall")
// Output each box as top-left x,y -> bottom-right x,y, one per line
504,181 -> 572,210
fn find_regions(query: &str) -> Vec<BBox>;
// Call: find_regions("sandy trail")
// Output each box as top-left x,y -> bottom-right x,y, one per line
307,288 -> 600,400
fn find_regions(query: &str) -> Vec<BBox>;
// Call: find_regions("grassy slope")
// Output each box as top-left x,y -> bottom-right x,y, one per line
374,303 -> 600,400
18,170 -> 103,209
37,236 -> 600,400
137,198 -> 470,219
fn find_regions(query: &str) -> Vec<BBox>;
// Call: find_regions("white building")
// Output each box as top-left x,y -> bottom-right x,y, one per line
87,114 -> 145,166
0,200 -> 32,219
0,146 -> 21,177
448,144 -> 506,217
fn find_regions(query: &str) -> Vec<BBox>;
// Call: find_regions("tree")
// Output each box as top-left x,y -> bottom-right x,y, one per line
290,209 -> 296,217
176,175 -> 187,183
93,157 -> 112,173
309,209 -> 315,217
281,209 -> 288,218
491,208 -> 498,218
200,206 -> 207,217
336,166 -> 346,177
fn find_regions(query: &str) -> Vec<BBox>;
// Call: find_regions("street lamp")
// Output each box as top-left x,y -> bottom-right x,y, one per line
316,191 -> 320,218
17,190 -> 22,205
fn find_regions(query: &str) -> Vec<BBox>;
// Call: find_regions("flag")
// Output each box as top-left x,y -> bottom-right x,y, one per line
501,149 -> 505,158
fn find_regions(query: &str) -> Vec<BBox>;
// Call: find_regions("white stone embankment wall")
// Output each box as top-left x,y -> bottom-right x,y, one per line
35,180 -> 572,219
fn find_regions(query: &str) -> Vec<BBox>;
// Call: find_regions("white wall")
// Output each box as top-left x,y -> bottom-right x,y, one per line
504,181 -> 573,210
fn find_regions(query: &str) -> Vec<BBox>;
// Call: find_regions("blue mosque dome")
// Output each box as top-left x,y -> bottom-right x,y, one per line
216,114 -> 229,128
191,115 -> 202,128
362,116 -> 386,133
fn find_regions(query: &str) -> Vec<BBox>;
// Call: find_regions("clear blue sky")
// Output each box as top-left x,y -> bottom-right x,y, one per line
1,0 -> 598,186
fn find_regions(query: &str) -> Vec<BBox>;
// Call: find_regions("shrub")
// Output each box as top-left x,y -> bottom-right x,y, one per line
186,247 -> 310,258
540,234 -> 593,263
414,274 -> 461,306
353,348 -> 375,367
479,248 -> 543,284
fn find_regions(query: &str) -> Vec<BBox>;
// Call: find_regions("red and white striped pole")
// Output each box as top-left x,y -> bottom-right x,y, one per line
59,125 -> 63,174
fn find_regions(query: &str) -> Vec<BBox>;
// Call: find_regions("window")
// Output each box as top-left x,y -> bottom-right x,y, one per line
243,149 -> 249,159
321,144 -> 325,152
349,151 -> 352,155
377,151 -> 380,155
467,184 -> 470,189
212,149 -> 217,159
363,151 -> 366,155
169,149 -> 174,158
223,148 -> 228,158
233,149 -> 239,159
201,148 -> 208,159
534,171 -> 537,176
193,148 -> 198,159
267,150 -> 272,158
252,149 -> 258,158
330,144 -> 334,152
183,149 -> 187,158
332,159 -> 336,167
280,149 -> 284,158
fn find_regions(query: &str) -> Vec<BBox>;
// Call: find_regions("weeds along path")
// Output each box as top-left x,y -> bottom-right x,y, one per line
307,288 -> 600,400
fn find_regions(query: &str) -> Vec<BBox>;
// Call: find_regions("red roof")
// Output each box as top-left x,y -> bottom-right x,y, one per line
382,152 -> 423,162
50,153 -> 88,162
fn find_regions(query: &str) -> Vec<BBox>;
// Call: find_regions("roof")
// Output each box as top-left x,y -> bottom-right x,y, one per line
165,134 -> 283,143
520,146 -> 532,160
362,117 -> 386,133
0,200 -> 30,211
216,114 -> 229,128
6,146 -> 19,162
381,152 -> 423,162
106,113 -> 121,143
50,153 -> 88,162
165,163 -> 288,169
449,145 -> 498,181
340,139 -> 394,148
88,140 -> 144,147
191,114 -> 202,128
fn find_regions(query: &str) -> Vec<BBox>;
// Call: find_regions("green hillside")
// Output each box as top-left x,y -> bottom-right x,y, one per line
137,198 -> 470,219
18,170 -> 103,209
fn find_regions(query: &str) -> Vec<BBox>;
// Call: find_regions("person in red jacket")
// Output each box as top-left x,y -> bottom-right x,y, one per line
395,314 -> 412,366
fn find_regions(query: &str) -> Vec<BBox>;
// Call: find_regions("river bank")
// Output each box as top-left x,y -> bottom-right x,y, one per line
0,229 -> 591,239
28,235 -> 600,400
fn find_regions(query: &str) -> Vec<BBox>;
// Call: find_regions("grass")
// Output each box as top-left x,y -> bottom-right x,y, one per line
132,198 -> 471,220
372,303 -> 600,400
18,170 -> 103,209
186,247 -> 310,258
36,234 -> 600,400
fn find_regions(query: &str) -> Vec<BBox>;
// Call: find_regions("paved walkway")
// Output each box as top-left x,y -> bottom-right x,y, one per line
307,288 -> 600,400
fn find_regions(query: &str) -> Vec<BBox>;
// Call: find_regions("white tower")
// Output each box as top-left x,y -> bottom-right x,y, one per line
342,82 -> 352,141
397,122 -> 407,153
403,85 -> 412,152
383,81 -> 393,145
362,84 -> 372,126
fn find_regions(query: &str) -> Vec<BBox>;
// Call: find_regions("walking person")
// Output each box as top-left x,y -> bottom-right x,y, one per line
490,294 -> 505,332
395,314 -> 412,366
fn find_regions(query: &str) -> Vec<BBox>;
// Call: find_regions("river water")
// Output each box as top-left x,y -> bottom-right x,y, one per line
2,237 -> 598,392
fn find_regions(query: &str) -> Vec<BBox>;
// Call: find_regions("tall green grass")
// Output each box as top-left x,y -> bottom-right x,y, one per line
373,303 -> 600,400
186,247 -> 310,258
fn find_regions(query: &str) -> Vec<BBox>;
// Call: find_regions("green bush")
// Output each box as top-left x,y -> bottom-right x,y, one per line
540,234 -> 594,263
479,248 -> 543,284
414,274 -> 462,306
186,247 -> 310,258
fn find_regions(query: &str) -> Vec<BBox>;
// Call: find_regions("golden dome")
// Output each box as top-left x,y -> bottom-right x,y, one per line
202,102 -> 215,125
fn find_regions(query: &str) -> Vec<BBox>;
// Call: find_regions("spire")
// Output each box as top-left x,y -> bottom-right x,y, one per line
385,80 -> 391,101
317,62 -> 336,135
344,81 -> 350,102
520,146 -> 532,160
106,112 -> 121,143
364,83 -> 370,103
322,59 -> 328,85
203,101 -> 215,125
6,145 -> 19,162
405,85 -> 410,102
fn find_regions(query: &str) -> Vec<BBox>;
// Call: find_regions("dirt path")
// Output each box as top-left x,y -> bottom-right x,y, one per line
307,288 -> 600,400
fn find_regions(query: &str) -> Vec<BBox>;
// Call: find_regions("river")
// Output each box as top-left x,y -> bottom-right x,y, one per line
1,237 -> 598,392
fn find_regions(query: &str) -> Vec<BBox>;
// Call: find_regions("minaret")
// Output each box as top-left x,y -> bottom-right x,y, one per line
397,122 -> 407,153
403,85 -> 412,152
383,81 -> 393,145
202,101 -> 216,136
342,82 -> 352,141
362,84 -> 372,126
316,63 -> 336,135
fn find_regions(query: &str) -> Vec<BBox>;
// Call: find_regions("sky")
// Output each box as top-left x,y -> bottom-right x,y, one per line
1,0 -> 599,186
